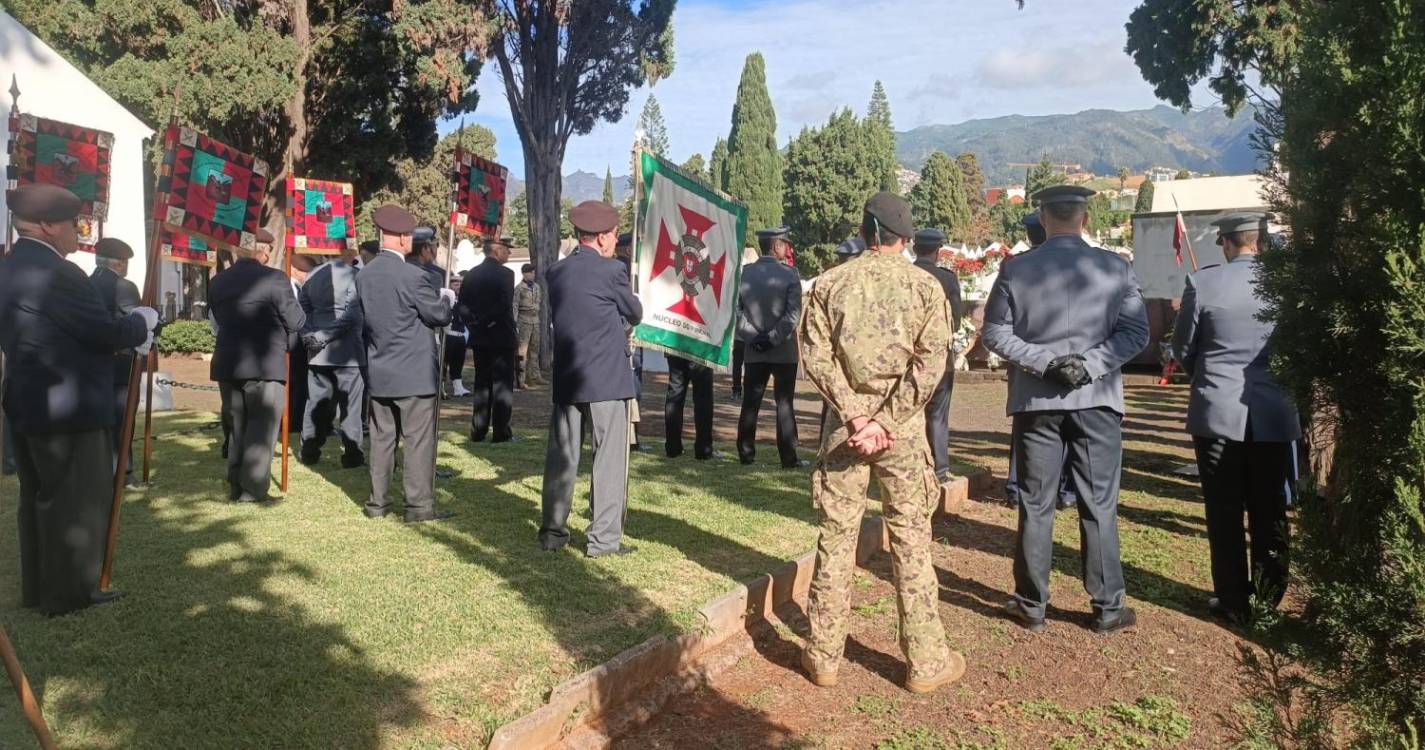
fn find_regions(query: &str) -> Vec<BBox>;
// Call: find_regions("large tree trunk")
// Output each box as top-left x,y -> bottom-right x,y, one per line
267,0 -> 311,268
524,138 -> 563,372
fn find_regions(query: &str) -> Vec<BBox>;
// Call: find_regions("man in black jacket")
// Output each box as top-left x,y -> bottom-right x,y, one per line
90,237 -> 144,488
736,227 -> 806,468
209,228 -> 306,503
910,229 -> 963,487
357,205 -> 456,523
0,184 -> 158,616
539,201 -> 642,557
460,237 -> 518,443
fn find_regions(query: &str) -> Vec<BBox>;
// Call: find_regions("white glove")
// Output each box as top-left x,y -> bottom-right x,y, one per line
135,330 -> 155,357
439,288 -> 457,306
132,306 -> 160,331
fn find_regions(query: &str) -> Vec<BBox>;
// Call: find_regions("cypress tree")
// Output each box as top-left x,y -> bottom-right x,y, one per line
909,151 -> 972,240
724,53 -> 783,230
603,167 -> 615,204
1134,179 -> 1155,213
709,136 -> 729,191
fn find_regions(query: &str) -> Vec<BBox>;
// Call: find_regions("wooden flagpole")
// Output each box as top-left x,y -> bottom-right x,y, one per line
0,625 -> 57,750
1172,194 -> 1201,272
279,159 -> 293,493
0,75 -> 19,485
103,88 -> 180,591
432,122 -> 463,480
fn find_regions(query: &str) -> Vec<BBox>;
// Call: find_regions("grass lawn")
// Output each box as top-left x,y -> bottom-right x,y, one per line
0,410 -> 867,749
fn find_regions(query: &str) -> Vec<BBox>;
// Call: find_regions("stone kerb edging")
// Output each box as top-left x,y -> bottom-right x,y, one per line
487,468 -> 994,750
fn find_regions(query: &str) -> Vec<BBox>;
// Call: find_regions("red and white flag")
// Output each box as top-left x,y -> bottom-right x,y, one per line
1172,211 -> 1188,267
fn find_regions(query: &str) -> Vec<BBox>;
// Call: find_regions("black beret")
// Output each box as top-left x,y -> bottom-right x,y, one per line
94,237 -> 135,260
413,226 -> 437,245
359,239 -> 380,255
864,191 -> 915,239
616,232 -> 633,247
1021,212 -> 1042,229
8,184 -> 81,222
756,226 -> 790,241
835,237 -> 866,257
373,204 -> 416,235
521,263 -> 534,273
1032,184 -> 1095,206
256,228 -> 276,244
570,201 -> 619,234
912,228 -> 946,248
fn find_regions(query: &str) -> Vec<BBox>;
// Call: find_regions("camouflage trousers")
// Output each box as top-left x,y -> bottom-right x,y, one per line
804,426 -> 951,682
517,317 -> 542,385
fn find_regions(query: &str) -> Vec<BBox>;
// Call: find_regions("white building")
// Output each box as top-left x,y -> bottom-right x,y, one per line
1133,174 -> 1270,300
0,10 -> 154,291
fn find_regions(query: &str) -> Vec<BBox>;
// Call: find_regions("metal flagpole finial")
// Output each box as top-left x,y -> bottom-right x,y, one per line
8,74 -> 19,118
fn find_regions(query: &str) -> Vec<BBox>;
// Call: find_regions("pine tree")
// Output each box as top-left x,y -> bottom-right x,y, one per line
864,81 -> 898,193
681,153 -> 708,184
724,53 -> 783,231
637,93 -> 671,157
909,151 -> 972,240
1025,154 -> 1064,198
709,137 -> 729,191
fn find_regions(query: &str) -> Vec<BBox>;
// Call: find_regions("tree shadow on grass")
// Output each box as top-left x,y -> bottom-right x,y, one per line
0,418 -> 424,750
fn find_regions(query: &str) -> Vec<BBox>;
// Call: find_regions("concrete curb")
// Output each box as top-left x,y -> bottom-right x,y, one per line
487,467 -> 993,750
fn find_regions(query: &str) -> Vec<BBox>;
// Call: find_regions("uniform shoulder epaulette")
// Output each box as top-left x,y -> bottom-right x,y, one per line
1199,263 -> 1221,271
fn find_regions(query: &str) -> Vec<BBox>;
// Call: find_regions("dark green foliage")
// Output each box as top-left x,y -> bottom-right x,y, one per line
1174,168 -> 1191,180
865,81 -> 898,193
1251,1 -> 1425,740
604,168 -> 615,204
709,137 -> 730,192
681,153 -> 708,184
1134,180 -> 1156,213
1024,155 -> 1064,198
782,109 -> 882,275
157,320 -> 215,355
358,126 -> 497,241
637,94 -> 671,157
989,200 -> 1031,245
909,151 -> 972,240
724,53 -> 782,231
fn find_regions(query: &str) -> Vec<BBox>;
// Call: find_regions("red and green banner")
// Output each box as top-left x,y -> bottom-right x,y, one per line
286,177 -> 355,254
8,113 -> 114,252
632,151 -> 748,370
152,125 -> 269,254
159,227 -> 216,267
451,148 -> 508,238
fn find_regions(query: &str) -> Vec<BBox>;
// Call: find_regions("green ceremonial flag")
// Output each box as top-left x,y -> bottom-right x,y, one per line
632,152 -> 748,370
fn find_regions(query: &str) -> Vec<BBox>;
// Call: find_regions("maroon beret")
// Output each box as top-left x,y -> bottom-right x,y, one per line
256,228 -> 276,244
373,204 -> 416,235
7,184 -> 81,222
569,200 -> 619,234
94,237 -> 135,260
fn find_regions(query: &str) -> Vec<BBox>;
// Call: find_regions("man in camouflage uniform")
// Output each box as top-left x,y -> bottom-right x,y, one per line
514,262 -> 544,388
799,192 -> 966,694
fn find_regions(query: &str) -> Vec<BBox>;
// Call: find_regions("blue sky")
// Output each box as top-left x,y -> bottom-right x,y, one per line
447,0 -> 1217,177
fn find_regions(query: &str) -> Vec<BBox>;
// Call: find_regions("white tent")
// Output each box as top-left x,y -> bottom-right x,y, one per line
0,10 -> 154,291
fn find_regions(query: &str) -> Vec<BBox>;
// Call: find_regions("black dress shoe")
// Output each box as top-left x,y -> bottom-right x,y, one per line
695,451 -> 725,461
404,511 -> 455,524
1004,600 -> 1047,633
298,440 -> 322,465
341,451 -> 367,469
90,590 -> 126,607
233,493 -> 274,504
739,457 -> 755,466
364,508 -> 389,519
729,390 -> 742,402
586,544 -> 637,559
1207,597 -> 1245,624
228,484 -> 242,502
782,459 -> 812,470
1093,606 -> 1138,634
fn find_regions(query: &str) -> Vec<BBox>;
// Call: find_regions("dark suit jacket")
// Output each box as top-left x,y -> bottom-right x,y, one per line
90,265 -> 142,385
300,259 -> 364,368
208,258 -> 307,382
460,257 -> 517,349
912,258 -> 964,331
546,246 -> 642,405
736,256 -> 803,365
357,249 -> 452,398
0,238 -> 148,434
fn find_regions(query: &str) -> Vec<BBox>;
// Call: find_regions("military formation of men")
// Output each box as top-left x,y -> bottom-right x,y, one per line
3,178 -> 1299,702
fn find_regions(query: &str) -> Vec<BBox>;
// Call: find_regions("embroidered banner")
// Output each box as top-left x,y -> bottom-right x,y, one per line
8,113 -> 113,222
159,227 -> 216,267
450,149 -> 508,238
286,177 -> 355,254
152,125 -> 269,254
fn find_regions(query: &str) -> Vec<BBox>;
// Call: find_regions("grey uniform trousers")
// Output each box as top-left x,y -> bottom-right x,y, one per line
924,368 -> 954,483
15,428 -> 113,615
539,400 -> 630,554
225,379 -> 285,502
366,395 -> 438,520
1011,407 -> 1126,619
303,365 -> 366,452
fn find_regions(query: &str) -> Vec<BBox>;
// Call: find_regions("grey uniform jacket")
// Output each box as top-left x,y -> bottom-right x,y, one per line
982,235 -> 1150,415
356,250 -> 452,398
736,256 -> 802,365
1171,255 -> 1300,442
300,259 -> 364,368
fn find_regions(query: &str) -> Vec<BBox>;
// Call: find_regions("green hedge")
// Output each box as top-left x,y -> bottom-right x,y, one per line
157,320 -> 215,355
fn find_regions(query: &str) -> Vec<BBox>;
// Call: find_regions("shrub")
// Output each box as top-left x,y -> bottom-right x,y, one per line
156,320 -> 215,355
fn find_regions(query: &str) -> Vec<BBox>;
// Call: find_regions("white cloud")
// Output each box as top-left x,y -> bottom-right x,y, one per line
455,0 -> 1174,177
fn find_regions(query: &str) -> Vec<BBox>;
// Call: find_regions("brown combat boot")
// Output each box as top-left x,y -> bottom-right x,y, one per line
904,650 -> 966,694
800,649 -> 838,688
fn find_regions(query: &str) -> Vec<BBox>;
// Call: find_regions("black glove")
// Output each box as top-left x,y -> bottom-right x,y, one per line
751,334 -> 773,353
301,332 -> 328,357
1045,355 -> 1092,389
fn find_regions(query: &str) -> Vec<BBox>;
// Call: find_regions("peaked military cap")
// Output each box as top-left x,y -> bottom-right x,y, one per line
7,184 -> 81,222
913,228 -> 946,249
570,201 -> 619,234
756,226 -> 790,241
499,234 -> 516,245
863,191 -> 915,238
94,237 -> 135,260
412,226 -> 437,245
373,204 -> 416,235
1211,212 -> 1267,242
835,236 -> 867,257
1032,184 -> 1096,205
1020,212 -> 1042,229
255,228 -> 276,244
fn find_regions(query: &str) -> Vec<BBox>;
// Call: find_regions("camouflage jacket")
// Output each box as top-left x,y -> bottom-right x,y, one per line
514,281 -> 542,320
800,252 -> 951,442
